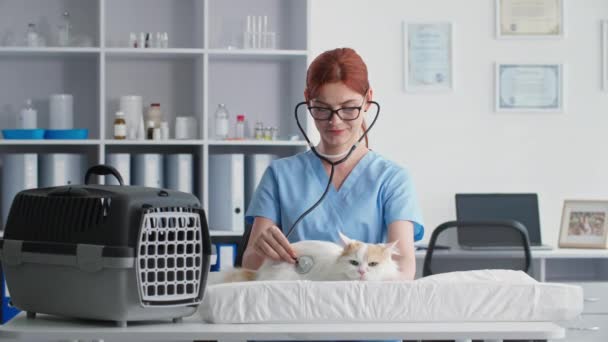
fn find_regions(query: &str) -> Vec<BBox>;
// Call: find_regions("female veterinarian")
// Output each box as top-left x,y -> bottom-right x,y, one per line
242,47 -> 424,280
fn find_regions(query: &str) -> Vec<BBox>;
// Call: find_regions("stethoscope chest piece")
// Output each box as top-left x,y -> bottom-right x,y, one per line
295,255 -> 314,274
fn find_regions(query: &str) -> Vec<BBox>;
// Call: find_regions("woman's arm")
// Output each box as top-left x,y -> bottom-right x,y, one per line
387,220 -> 416,280
242,216 -> 296,270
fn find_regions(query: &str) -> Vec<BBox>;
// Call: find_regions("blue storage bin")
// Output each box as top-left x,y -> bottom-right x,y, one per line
1,129 -> 45,140
44,129 -> 88,139
1,267 -> 19,324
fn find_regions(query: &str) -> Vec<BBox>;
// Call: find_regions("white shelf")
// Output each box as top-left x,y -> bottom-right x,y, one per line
208,139 -> 308,146
208,49 -> 308,61
104,140 -> 204,146
105,48 -> 205,58
0,139 -> 101,145
0,0 -> 311,238
0,47 -> 101,56
103,139 -> 308,146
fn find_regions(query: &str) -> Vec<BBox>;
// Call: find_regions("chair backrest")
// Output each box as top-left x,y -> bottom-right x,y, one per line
422,220 -> 532,277
235,223 -> 253,267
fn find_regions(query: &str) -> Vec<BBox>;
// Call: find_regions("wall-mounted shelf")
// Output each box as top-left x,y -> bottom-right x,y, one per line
0,0 -> 311,236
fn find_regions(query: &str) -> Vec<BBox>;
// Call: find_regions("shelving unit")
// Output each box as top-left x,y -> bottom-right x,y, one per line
0,0 -> 311,236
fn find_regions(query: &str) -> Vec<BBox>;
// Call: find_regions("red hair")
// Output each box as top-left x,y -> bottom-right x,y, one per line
305,48 -> 370,147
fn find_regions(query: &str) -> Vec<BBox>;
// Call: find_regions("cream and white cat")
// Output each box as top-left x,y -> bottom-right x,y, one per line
210,232 -> 400,284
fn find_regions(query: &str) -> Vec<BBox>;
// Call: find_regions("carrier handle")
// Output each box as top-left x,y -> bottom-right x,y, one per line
85,165 -> 124,186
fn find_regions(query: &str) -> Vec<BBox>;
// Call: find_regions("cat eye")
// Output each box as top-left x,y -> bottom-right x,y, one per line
368,262 -> 379,267
349,260 -> 360,266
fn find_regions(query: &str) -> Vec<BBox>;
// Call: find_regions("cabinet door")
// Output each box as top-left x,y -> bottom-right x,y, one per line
565,282 -> 608,314
553,314 -> 608,342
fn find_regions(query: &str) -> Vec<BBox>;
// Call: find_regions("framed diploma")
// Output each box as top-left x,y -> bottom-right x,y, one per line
496,0 -> 564,38
603,20 -> 608,91
403,22 -> 453,92
495,63 -> 564,112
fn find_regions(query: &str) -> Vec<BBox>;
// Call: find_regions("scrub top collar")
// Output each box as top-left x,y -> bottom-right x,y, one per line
307,149 -> 376,197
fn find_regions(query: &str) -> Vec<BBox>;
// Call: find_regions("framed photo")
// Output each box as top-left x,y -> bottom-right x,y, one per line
403,22 -> 453,92
603,20 -> 608,91
559,200 -> 608,249
496,0 -> 564,39
495,63 -> 564,112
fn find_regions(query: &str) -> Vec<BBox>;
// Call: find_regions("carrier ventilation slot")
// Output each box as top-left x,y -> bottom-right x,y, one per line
5,194 -> 112,241
136,208 -> 203,305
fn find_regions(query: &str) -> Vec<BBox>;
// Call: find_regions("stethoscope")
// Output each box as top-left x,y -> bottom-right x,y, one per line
289,99 -> 380,273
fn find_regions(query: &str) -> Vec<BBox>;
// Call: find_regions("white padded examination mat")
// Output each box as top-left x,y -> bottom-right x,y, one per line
199,270 -> 582,323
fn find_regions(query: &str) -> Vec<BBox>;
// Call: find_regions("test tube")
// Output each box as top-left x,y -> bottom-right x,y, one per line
262,15 -> 268,48
244,15 -> 252,49
256,15 -> 263,48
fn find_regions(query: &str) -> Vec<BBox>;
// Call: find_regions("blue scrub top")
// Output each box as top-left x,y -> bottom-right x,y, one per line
245,150 -> 424,244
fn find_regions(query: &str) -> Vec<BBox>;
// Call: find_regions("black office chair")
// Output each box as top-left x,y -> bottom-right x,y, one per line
235,223 -> 254,267
422,220 -> 532,277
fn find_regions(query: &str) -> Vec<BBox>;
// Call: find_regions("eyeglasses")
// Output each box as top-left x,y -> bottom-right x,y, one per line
308,100 -> 365,121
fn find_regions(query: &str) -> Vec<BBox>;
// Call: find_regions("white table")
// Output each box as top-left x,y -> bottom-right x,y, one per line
0,313 -> 565,342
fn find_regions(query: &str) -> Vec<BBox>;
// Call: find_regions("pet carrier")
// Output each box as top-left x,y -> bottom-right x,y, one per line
0,165 -> 211,327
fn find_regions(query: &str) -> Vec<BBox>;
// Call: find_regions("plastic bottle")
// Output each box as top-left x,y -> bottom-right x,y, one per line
152,127 -> 161,140
160,121 -> 169,139
113,111 -> 127,140
57,11 -> 71,47
18,99 -> 37,129
235,114 -> 245,139
26,23 -> 39,47
147,103 -> 162,128
214,104 -> 229,139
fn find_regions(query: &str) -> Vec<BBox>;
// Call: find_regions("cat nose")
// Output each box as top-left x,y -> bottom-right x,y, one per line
358,269 -> 365,275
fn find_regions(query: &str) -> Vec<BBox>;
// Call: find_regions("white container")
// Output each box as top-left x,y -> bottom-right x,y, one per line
39,153 -> 85,187
49,94 -> 73,129
25,23 -> 39,47
18,99 -> 37,129
133,154 -> 164,188
214,104 -> 229,139
160,121 -> 169,140
147,103 -> 162,128
175,116 -> 198,140
1,154 -> 37,228
119,95 -> 143,140
106,153 -> 131,185
166,154 -> 193,194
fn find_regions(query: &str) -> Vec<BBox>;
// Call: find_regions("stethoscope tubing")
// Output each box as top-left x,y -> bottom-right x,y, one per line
285,101 -> 380,239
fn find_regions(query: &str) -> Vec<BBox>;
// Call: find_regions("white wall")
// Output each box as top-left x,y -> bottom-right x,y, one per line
310,0 -> 608,246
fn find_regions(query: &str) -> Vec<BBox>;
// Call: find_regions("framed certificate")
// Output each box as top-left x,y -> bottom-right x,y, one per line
603,20 -> 608,91
495,63 -> 564,112
403,22 -> 453,92
496,0 -> 564,38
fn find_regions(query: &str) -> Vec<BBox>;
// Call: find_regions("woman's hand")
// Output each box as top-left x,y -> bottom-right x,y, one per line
251,225 -> 297,264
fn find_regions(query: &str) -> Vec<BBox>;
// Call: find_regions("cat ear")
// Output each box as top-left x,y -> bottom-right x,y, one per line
384,241 -> 401,256
338,231 -> 353,246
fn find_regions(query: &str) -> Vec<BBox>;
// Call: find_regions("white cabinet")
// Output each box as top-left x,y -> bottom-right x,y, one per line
543,255 -> 608,342
554,282 -> 608,342
0,0 -> 310,235
552,315 -> 608,342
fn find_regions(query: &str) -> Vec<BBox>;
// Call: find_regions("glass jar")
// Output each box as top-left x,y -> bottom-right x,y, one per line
113,111 -> 127,140
254,121 -> 264,140
147,103 -> 162,128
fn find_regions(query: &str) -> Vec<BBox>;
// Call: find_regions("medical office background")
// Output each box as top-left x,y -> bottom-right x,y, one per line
309,0 -> 608,248
0,0 -> 607,256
